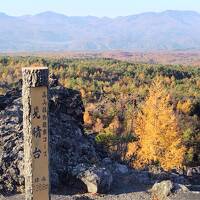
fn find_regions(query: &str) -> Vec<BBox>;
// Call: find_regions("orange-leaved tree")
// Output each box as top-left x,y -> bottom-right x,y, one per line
134,76 -> 185,170
84,110 -> 92,126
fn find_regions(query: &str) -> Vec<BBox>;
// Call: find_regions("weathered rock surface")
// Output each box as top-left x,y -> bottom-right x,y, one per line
186,166 -> 200,184
151,180 -> 173,200
4,171 -> 199,200
0,77 -> 108,195
174,183 -> 190,193
150,180 -> 192,200
72,164 -> 113,193
0,81 -> 21,111
113,164 -> 129,175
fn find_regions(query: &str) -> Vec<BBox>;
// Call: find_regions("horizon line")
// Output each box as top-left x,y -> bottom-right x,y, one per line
0,9 -> 199,18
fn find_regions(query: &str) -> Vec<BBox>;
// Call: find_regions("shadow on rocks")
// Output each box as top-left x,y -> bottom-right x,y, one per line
74,196 -> 94,200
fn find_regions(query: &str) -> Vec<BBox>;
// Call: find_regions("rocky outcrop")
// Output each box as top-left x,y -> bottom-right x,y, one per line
72,164 -> 113,194
0,77 -> 111,195
151,180 -> 173,200
150,180 -> 191,200
0,81 -> 21,111
186,166 -> 200,184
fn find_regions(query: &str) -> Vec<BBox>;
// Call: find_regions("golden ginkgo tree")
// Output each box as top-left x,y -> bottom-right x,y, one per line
134,76 -> 186,170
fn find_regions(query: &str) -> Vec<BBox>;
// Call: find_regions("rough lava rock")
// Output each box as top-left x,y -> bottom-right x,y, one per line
0,76 -> 111,195
151,180 -> 173,200
114,164 -> 129,175
151,180 -> 190,200
173,183 -> 190,193
72,164 -> 113,194
186,166 -> 200,184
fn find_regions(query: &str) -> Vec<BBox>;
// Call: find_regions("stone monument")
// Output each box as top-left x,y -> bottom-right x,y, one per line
22,67 -> 50,200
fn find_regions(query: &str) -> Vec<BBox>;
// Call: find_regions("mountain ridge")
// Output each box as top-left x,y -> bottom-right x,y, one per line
1,10 -> 200,52
3,10 -> 200,19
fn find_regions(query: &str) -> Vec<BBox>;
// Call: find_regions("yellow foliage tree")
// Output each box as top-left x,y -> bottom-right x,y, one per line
126,142 -> 138,159
84,111 -> 92,125
177,99 -> 193,114
134,77 -> 185,170
80,88 -> 86,98
93,118 -> 104,133
108,116 -> 121,134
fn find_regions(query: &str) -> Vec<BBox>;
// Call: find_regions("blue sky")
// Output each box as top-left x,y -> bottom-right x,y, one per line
1,0 -> 200,17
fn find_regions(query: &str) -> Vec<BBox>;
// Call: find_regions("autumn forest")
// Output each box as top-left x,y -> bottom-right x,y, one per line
0,56 -> 200,171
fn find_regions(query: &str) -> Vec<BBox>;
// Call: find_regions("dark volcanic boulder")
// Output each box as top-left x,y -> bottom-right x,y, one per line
72,164 -> 113,193
0,81 -> 21,111
0,81 -> 102,194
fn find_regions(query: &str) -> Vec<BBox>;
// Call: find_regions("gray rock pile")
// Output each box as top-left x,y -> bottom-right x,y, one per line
0,76 -> 112,195
150,180 -> 190,200
72,164 -> 113,193
151,180 -> 173,200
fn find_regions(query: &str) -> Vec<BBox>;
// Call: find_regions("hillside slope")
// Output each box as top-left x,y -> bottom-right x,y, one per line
0,10 -> 200,51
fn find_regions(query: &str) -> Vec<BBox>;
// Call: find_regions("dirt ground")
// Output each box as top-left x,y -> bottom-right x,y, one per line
3,191 -> 200,200
2,173 -> 200,200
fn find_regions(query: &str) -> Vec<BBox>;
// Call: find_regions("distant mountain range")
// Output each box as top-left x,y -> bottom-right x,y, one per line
0,10 -> 200,52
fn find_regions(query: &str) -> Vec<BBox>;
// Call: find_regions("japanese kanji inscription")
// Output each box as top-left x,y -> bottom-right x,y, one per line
22,67 -> 50,200
31,87 -> 49,199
